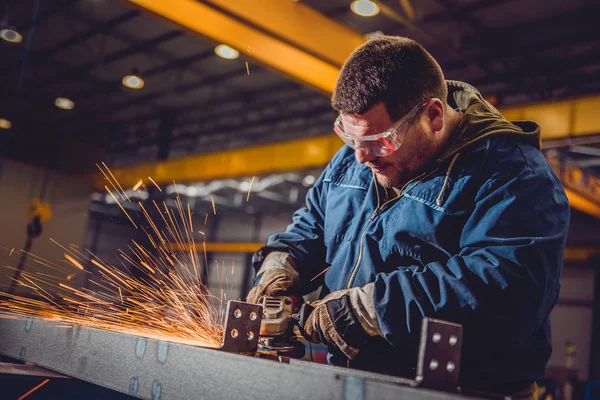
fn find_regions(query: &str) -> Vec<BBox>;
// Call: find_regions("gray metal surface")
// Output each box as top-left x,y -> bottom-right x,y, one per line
0,313 -> 482,400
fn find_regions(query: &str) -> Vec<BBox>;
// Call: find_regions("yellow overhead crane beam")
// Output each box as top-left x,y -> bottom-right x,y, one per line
501,94 -> 600,140
200,0 -> 364,68
123,0 -> 364,94
92,135 -> 343,189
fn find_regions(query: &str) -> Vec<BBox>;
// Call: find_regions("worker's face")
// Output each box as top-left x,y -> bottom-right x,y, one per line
340,101 -> 445,188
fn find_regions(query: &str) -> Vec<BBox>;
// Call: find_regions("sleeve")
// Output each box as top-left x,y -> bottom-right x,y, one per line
252,162 -> 331,291
372,166 -> 570,347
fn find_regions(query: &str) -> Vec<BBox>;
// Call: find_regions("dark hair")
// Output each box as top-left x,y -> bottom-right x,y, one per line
331,36 -> 447,120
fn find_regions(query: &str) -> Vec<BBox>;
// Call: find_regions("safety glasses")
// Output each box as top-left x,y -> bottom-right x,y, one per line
333,100 -> 429,157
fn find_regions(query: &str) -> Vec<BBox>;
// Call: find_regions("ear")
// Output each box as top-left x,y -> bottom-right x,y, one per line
425,98 -> 445,132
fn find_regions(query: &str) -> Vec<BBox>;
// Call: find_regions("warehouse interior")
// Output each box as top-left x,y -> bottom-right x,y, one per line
0,0 -> 599,399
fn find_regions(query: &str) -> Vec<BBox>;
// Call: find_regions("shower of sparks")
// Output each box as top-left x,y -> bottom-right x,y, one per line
245,61 -> 250,75
133,179 -> 143,191
246,176 -> 255,202
0,164 -> 224,349
148,177 -> 162,192
18,378 -> 50,400
211,196 -> 216,215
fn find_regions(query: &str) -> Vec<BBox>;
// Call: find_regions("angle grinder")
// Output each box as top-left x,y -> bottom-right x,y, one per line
257,296 -> 314,359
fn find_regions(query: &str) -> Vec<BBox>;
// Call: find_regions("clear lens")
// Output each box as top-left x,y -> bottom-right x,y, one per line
333,99 -> 429,156
334,120 -> 408,156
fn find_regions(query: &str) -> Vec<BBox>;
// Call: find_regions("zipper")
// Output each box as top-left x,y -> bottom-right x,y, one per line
344,169 -> 438,289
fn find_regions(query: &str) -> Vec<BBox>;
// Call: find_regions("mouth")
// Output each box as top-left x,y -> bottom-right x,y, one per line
370,164 -> 389,174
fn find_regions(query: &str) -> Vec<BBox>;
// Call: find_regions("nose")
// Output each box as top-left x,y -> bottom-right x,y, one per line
355,148 -> 375,164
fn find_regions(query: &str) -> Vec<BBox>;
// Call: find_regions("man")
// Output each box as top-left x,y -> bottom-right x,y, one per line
247,36 -> 569,397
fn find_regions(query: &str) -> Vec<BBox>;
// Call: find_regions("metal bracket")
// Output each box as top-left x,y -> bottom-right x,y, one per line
415,318 -> 463,391
218,300 -> 262,354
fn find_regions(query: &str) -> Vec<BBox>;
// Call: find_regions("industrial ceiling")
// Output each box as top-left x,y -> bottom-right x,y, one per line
1,0 -> 599,216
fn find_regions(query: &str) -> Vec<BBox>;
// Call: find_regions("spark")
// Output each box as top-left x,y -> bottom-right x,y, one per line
148,177 -> 162,192
311,266 -> 331,281
9,248 -> 14,256
105,186 -> 138,229
99,162 -> 130,202
18,378 -> 50,400
198,230 -> 205,236
245,61 -> 250,75
204,213 -> 209,225
96,163 -> 126,202
118,287 -> 123,304
133,179 -> 143,191
231,261 -> 235,275
211,196 -> 216,215
246,176 -> 255,201
64,254 -> 84,271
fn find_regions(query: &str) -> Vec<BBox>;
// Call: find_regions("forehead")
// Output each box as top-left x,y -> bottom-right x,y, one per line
339,102 -> 393,137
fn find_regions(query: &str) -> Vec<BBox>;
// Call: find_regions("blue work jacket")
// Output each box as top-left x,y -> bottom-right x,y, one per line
257,82 -> 570,391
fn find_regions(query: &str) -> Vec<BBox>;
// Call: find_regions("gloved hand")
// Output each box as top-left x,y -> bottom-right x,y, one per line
303,283 -> 382,360
246,251 -> 300,304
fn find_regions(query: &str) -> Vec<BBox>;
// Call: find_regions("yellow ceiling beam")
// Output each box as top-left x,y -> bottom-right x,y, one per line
202,0 -> 364,68
500,95 -> 600,140
124,0 -> 352,94
563,246 -> 600,263
91,135 -> 343,190
169,242 -> 264,254
564,188 -> 600,220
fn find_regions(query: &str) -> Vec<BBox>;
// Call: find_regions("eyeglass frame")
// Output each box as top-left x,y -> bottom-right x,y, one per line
333,98 -> 433,156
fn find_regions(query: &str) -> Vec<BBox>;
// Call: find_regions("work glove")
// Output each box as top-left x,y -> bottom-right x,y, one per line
246,251 -> 300,304
303,283 -> 382,360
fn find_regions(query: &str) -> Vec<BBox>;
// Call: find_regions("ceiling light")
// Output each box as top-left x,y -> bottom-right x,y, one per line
0,118 -> 11,129
122,74 -> 145,90
214,44 -> 239,60
0,29 -> 22,43
350,0 -> 380,17
55,97 -> 74,110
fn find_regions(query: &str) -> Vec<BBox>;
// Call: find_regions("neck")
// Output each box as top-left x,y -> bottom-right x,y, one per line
438,105 -> 464,149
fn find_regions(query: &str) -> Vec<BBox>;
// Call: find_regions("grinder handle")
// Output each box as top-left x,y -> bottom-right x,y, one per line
292,301 -> 315,336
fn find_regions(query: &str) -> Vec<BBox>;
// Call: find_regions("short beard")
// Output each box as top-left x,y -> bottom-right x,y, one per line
376,170 -> 410,189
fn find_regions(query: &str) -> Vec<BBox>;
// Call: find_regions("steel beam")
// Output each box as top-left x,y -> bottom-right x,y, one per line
89,135 -> 342,189
123,0 -> 343,94
0,314 -> 475,400
202,0 -> 364,68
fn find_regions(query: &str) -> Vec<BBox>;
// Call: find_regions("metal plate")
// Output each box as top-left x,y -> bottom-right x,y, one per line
219,301 -> 262,353
416,318 -> 463,391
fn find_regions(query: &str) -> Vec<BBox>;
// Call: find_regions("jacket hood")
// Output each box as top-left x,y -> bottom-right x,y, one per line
437,80 -> 541,164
